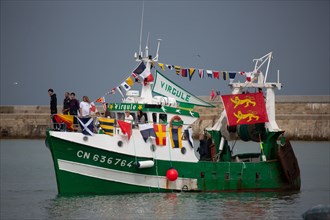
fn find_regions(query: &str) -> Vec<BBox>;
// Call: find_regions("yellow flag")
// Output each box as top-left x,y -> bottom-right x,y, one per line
158,63 -> 165,71
125,76 -> 134,87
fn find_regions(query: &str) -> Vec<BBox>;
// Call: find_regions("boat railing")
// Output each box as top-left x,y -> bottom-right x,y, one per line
49,115 -> 191,135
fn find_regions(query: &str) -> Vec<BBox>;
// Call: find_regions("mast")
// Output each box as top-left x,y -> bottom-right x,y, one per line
230,52 -> 282,132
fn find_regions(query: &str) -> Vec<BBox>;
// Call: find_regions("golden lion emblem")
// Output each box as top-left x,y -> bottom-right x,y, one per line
230,96 -> 256,109
233,111 -> 259,123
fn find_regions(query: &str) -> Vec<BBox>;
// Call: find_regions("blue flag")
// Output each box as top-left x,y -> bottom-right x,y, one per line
139,124 -> 156,142
77,117 -> 94,136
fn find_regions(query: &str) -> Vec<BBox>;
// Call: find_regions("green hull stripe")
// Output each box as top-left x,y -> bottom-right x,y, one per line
58,159 -> 198,191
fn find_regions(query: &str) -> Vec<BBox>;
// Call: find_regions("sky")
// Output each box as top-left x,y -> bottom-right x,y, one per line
1,0 -> 329,106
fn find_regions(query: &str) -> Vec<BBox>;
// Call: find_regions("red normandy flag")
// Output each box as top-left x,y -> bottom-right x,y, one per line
221,92 -> 269,126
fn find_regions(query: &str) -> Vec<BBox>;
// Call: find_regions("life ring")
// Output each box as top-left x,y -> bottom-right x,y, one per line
169,115 -> 183,127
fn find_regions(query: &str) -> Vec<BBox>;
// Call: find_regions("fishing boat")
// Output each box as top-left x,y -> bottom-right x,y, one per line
45,42 -> 300,195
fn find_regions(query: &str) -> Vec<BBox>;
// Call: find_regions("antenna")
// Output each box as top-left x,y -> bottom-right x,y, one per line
145,32 -> 150,57
154,39 -> 162,61
138,0 -> 145,57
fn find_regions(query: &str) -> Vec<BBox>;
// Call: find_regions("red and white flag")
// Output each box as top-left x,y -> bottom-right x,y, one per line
117,120 -> 132,140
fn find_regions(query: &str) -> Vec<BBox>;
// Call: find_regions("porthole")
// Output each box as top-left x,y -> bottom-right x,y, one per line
117,141 -> 123,147
181,147 -> 186,155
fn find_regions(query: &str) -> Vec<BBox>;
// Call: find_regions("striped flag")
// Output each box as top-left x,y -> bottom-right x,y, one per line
222,71 -> 228,80
98,117 -> 115,136
169,127 -> 182,148
174,66 -> 181,75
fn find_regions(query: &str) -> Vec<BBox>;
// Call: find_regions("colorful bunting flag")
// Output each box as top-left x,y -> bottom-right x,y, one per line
98,117 -> 114,136
188,68 -> 195,81
95,96 -> 105,103
153,124 -> 166,146
90,102 -> 98,114
117,120 -> 132,140
158,63 -> 165,71
166,64 -> 174,70
206,70 -> 213,78
131,73 -> 141,83
229,72 -> 236,83
121,81 -> 131,91
174,66 -> 181,75
169,127 -> 182,148
221,92 -> 269,126
133,61 -> 146,75
125,76 -> 134,87
108,87 -> 116,95
117,86 -> 124,97
199,69 -> 204,78
222,71 -> 228,80
213,71 -> 220,79
181,68 -> 187,77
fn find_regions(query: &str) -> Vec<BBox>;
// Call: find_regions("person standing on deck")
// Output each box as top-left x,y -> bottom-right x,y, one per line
69,92 -> 80,131
48,88 -> 59,130
62,92 -> 71,115
79,96 -> 91,118
125,110 -> 134,123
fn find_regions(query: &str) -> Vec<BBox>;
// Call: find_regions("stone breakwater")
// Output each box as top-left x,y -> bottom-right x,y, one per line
0,96 -> 329,140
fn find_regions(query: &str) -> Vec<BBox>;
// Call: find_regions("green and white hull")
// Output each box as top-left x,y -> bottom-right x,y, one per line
46,130 -> 300,195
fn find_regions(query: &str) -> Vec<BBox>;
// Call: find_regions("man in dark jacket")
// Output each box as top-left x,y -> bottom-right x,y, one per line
69,92 -> 80,131
62,92 -> 71,115
48,89 -> 59,130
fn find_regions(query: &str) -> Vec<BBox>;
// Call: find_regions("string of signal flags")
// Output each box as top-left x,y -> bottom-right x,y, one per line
156,62 -> 255,82
95,60 -> 255,104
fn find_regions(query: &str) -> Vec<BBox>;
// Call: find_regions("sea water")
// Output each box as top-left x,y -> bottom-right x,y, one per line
0,140 -> 329,219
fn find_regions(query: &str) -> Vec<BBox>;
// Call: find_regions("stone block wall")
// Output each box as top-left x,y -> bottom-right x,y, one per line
0,96 -> 329,140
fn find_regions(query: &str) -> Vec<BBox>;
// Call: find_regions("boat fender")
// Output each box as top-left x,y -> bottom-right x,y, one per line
166,168 -> 178,181
136,160 -> 154,169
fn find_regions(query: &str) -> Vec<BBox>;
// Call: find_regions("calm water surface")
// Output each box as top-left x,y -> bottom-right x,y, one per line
0,140 -> 329,219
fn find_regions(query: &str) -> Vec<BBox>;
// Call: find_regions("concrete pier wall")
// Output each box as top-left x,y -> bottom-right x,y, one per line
0,96 -> 329,140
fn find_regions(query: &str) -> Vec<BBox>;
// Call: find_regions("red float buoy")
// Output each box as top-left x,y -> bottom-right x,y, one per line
166,168 -> 178,181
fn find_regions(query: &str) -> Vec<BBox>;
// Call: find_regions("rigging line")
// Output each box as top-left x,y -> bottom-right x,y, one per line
139,0 -> 145,56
